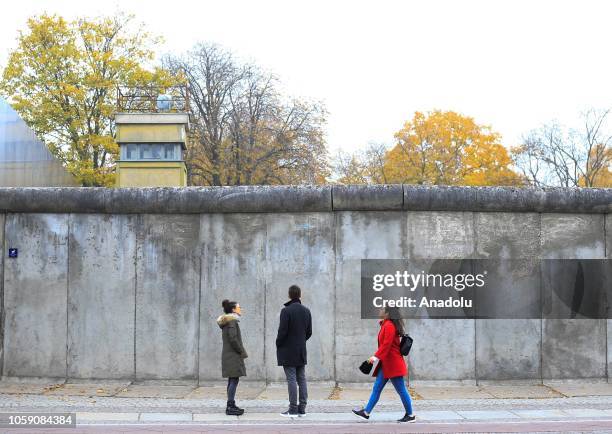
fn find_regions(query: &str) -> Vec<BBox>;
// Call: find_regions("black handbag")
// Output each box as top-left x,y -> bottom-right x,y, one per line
359,360 -> 373,374
400,334 -> 413,356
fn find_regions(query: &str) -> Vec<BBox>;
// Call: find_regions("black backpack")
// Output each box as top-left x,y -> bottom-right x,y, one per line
399,334 -> 413,356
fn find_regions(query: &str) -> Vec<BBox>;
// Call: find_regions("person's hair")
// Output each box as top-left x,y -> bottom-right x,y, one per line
288,285 -> 301,300
385,306 -> 405,336
222,299 -> 238,314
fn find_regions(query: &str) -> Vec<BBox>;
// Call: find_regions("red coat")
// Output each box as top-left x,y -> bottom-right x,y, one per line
373,319 -> 407,379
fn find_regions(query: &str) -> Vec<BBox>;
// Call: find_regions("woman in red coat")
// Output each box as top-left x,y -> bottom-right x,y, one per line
352,306 -> 415,423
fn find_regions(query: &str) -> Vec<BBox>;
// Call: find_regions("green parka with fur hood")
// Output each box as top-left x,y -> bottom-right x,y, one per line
217,313 -> 248,378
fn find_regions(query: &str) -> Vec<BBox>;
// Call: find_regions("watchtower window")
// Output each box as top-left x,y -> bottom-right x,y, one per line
120,143 -> 182,161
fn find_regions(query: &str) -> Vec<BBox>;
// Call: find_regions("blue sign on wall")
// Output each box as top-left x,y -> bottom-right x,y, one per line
8,248 -> 17,258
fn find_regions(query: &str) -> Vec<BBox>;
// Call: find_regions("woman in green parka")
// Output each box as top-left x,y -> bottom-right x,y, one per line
217,299 -> 248,416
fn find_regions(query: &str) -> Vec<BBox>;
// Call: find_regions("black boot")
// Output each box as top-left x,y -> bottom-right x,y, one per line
397,413 -> 416,422
231,402 -> 245,416
226,400 -> 244,416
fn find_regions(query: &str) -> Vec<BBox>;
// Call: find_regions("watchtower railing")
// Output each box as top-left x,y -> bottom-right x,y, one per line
116,86 -> 190,113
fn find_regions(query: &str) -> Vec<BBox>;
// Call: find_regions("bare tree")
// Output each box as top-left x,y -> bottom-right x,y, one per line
333,142 -> 390,184
363,142 -> 390,184
164,43 -> 328,186
512,109 -> 612,187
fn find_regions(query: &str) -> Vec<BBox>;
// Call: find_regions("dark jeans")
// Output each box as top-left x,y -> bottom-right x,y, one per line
283,365 -> 307,412
227,377 -> 239,403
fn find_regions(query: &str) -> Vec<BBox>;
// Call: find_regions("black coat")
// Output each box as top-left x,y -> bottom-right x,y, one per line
217,314 -> 248,378
276,299 -> 312,366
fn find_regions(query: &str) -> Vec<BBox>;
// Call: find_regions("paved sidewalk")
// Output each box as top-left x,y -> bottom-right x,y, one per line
2,380 -> 612,431
4,379 -> 612,401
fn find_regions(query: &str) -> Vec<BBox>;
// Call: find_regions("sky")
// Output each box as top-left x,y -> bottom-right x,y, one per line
2,0 -> 612,154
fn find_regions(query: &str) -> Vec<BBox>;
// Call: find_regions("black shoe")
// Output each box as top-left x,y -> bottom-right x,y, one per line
352,409 -> 370,420
280,409 -> 299,418
398,413 -> 416,422
298,408 -> 306,417
226,406 -> 244,416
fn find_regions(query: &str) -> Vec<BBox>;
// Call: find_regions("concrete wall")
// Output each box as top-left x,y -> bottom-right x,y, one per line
68,214 -> 136,379
136,215 -> 200,380
0,186 -> 611,383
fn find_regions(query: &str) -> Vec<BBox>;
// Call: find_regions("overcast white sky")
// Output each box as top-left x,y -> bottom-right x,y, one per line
2,0 -> 612,154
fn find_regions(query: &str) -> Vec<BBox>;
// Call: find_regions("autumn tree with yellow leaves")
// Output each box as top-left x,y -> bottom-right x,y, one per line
335,110 -> 524,186
384,110 -> 524,186
0,13 -> 176,186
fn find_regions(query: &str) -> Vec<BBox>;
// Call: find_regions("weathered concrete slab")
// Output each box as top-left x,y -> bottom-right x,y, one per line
44,382 -> 129,397
406,211 -> 474,259
335,211 -> 406,383
333,185 -> 403,211
541,214 -> 605,260
473,213 -> 541,381
1,186 -> 611,214
414,386 -> 494,400
607,214 -> 612,382
109,186 -> 333,214
67,214 -> 136,379
607,214 -> 611,258
115,384 -> 195,398
475,212 -> 541,259
405,211 -> 476,382
406,318 -> 476,382
3,214 -> 68,378
546,381 -> 612,397
264,213 -> 335,382
402,186 -> 612,213
475,319 -> 541,381
541,214 -> 606,380
199,214 -> 267,381
482,385 -> 561,398
0,213 -> 4,372
543,320 -> 606,380
609,316 -> 612,383
136,214 -> 200,380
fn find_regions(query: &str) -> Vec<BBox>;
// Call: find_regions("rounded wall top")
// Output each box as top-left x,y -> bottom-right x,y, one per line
0,185 -> 609,214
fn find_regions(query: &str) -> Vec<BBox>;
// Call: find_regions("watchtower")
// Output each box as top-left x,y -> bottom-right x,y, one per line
114,86 -> 190,187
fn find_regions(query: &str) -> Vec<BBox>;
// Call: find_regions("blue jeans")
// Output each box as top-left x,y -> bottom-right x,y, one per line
364,368 -> 413,415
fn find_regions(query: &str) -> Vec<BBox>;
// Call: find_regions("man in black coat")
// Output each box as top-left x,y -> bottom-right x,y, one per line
276,285 -> 312,417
